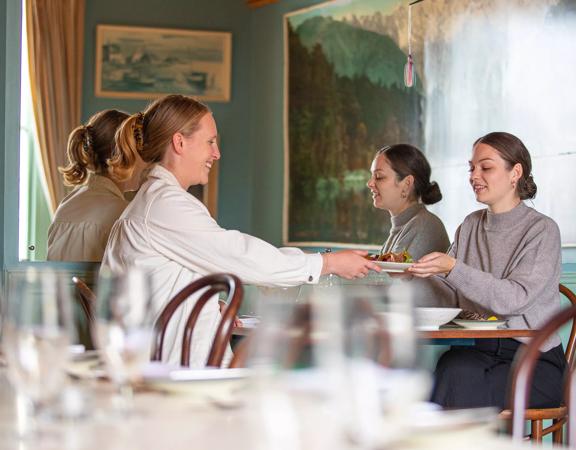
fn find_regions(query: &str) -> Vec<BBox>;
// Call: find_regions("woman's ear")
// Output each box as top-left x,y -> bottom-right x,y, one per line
171,132 -> 185,155
403,174 -> 414,190
512,162 -> 523,184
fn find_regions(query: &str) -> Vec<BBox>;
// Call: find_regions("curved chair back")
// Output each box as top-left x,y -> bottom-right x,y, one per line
71,276 -> 97,351
151,273 -> 243,367
508,284 -> 576,442
72,276 -> 96,324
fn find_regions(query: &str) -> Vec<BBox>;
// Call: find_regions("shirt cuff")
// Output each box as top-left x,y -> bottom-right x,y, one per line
306,253 -> 323,284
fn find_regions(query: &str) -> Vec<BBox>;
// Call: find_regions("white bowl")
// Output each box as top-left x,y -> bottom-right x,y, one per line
415,307 -> 461,331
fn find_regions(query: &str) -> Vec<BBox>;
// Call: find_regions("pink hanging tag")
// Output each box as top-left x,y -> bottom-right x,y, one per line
404,54 -> 414,87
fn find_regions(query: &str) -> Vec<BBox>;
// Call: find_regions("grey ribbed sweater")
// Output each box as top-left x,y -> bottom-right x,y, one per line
435,202 -> 562,351
382,203 -> 450,260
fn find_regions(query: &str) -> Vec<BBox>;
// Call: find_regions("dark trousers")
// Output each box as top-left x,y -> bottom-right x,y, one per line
431,339 -> 567,410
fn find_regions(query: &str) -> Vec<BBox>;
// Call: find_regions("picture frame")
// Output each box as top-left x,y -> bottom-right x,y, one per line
283,2 -> 421,247
95,25 -> 232,102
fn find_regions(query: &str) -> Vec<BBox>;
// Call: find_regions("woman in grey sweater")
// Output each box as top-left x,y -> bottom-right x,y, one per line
409,132 -> 566,409
367,144 -> 450,260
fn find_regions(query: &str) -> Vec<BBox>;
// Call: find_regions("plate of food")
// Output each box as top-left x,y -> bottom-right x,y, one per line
365,250 -> 414,272
452,318 -> 507,330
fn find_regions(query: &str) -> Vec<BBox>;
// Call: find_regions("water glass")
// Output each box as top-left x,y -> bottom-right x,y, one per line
2,268 -> 74,434
94,268 -> 154,410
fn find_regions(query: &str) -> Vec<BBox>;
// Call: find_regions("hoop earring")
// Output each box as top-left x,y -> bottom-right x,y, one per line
401,191 -> 407,199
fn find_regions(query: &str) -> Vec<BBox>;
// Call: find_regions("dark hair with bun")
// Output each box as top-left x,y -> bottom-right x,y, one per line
473,132 -> 537,200
376,144 -> 442,205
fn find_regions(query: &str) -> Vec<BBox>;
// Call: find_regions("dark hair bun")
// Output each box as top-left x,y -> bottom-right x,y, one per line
421,181 -> 442,205
519,174 -> 537,200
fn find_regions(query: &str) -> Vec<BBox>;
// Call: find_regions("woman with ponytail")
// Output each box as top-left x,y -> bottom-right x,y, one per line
101,94 -> 378,367
367,144 -> 449,260
409,132 -> 566,410
47,109 -> 131,261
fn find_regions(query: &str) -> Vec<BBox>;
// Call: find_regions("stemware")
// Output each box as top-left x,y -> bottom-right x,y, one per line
2,268 -> 74,435
94,268 -> 154,411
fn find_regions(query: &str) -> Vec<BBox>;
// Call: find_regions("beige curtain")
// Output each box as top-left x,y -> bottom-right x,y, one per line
26,0 -> 85,212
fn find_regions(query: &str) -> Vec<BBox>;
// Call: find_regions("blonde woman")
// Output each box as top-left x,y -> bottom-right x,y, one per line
102,94 -> 378,367
47,110 -> 130,262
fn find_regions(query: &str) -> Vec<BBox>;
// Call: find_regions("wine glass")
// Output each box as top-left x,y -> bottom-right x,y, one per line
94,267 -> 154,412
2,268 -> 74,436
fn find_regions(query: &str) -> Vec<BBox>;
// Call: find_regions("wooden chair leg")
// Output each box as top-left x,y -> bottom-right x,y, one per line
552,419 -> 563,445
531,419 -> 544,443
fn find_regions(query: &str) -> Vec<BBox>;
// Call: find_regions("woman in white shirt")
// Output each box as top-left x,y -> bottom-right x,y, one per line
102,94 -> 378,366
47,110 -> 130,262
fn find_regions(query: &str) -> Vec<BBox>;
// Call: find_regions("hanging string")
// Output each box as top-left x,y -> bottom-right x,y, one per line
404,0 -> 424,88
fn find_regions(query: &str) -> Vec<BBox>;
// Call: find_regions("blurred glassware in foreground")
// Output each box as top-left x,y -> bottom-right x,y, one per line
2,268 -> 74,435
94,268 -> 154,411
245,280 -> 429,450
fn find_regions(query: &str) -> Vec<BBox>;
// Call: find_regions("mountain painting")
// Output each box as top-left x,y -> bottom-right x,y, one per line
284,0 -> 576,247
95,25 -> 231,102
284,1 -> 423,246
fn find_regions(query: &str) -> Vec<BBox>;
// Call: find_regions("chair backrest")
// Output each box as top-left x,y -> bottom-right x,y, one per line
71,276 -> 97,351
508,284 -> 576,442
560,284 -> 576,367
151,273 -> 243,367
72,276 -> 96,323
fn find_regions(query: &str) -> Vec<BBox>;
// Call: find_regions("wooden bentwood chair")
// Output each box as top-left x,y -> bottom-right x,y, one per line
151,273 -> 243,368
503,284 -> 576,444
72,276 -> 97,350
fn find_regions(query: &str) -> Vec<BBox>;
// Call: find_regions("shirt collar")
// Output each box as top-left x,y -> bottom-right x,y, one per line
87,174 -> 125,200
484,201 -> 529,231
148,164 -> 184,189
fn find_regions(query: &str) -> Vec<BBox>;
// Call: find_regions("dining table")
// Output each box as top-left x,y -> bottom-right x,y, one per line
0,364 -> 539,450
233,323 -> 537,340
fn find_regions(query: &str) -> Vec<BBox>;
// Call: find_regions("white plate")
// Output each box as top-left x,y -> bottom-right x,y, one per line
452,319 -> 507,330
372,261 -> 413,272
142,364 -> 251,396
239,317 -> 260,327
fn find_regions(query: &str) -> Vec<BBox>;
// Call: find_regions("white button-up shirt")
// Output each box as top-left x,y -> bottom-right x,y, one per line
47,175 -> 128,262
101,165 -> 322,367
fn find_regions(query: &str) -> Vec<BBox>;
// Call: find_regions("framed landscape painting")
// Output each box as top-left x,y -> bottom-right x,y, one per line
95,25 -> 232,102
283,1 -> 423,247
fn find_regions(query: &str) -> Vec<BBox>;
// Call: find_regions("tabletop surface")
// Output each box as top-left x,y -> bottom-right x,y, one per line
0,367 -> 533,450
233,324 -> 537,339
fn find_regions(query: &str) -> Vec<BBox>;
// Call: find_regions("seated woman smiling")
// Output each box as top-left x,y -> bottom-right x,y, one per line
101,94 -> 378,367
367,144 -> 449,261
409,132 -> 566,409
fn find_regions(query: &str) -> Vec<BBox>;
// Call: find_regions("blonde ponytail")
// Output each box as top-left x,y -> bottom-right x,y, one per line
107,114 -> 141,182
59,125 -> 91,186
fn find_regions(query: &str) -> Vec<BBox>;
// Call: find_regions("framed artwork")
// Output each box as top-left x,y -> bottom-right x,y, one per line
283,1 -> 423,247
95,25 -> 232,102
283,0 -> 576,247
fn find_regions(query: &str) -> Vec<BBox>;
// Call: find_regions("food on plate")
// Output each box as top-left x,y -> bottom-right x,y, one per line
364,250 -> 413,263
459,311 -> 500,321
